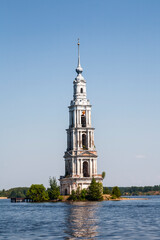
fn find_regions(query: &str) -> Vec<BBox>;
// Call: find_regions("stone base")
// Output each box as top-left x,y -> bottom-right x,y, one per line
59,176 -> 103,195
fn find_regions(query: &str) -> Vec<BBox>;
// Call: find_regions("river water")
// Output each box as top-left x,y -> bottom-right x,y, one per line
0,196 -> 160,239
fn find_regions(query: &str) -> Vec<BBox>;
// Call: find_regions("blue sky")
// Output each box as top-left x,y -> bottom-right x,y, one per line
0,0 -> 160,189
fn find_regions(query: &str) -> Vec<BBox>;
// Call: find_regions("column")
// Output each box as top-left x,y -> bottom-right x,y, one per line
79,110 -> 81,126
85,110 -> 88,127
67,131 -> 69,150
79,159 -> 81,175
89,159 -> 92,177
77,110 -> 79,126
71,131 -> 73,149
76,110 -> 78,126
93,159 -> 95,174
79,131 -> 81,148
80,131 -> 82,148
92,159 -> 93,176
73,130 -> 75,150
75,159 -> 77,175
88,111 -> 91,126
72,159 -> 74,176
92,131 -> 94,149
77,159 -> 79,175
74,109 -> 76,127
79,110 -> 81,127
69,111 -> 71,127
74,130 -> 76,150
87,130 -> 89,149
89,131 -> 91,148
80,110 -> 81,127
85,110 -> 87,125
81,160 -> 83,177
76,130 -> 79,149
95,160 -> 97,174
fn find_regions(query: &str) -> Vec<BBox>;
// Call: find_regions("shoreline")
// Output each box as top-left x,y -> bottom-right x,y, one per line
2,195 -> 149,202
59,195 -> 148,202
102,195 -> 148,201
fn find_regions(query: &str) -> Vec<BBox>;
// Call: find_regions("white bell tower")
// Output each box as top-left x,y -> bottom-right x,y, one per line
60,40 -> 102,195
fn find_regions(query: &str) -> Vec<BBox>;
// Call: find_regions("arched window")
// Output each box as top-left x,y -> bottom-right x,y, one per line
82,134 -> 87,149
83,161 -> 89,177
81,88 -> 83,93
81,114 -> 86,127
71,111 -> 73,127
74,85 -> 76,96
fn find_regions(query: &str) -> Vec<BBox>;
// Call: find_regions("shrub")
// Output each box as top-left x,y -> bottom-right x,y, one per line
80,189 -> 87,200
68,179 -> 103,201
111,186 -> 121,198
27,184 -> 49,202
47,177 -> 60,200
111,194 -> 117,199
58,195 -> 63,201
87,178 -> 103,201
69,188 -> 88,201
69,190 -> 77,200
103,187 -> 111,194
102,171 -> 106,179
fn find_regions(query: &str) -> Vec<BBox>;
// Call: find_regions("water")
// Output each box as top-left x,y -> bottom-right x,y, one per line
0,196 -> 160,239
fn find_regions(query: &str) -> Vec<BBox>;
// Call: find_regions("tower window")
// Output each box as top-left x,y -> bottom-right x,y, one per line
81,111 -> 86,127
80,88 -> 83,93
82,134 -> 87,149
83,161 -> 89,177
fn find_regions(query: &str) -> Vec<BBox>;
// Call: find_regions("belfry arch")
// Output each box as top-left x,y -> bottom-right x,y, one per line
81,113 -> 86,127
83,161 -> 89,177
82,133 -> 87,149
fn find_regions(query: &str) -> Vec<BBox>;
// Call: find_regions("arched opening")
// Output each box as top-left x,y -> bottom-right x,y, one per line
65,189 -> 67,195
83,161 -> 89,177
82,134 -> 87,149
71,114 -> 73,127
81,112 -> 86,127
80,88 -> 83,93
74,85 -> 76,95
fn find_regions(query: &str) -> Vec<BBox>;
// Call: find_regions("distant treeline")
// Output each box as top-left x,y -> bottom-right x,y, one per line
0,187 -> 29,198
1,185 -> 160,198
104,185 -> 160,196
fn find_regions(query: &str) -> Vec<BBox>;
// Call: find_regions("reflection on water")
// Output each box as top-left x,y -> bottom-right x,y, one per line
65,202 -> 100,239
1,197 -> 160,239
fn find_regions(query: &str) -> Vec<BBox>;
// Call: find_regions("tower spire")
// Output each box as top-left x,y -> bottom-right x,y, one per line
78,38 -> 80,67
76,38 -> 83,75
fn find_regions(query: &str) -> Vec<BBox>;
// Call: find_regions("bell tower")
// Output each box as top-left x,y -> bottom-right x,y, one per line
60,40 -> 102,195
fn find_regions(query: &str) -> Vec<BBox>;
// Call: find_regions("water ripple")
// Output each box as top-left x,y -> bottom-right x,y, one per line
0,196 -> 160,239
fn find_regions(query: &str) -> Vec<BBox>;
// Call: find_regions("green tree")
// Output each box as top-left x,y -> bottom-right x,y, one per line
27,184 -> 49,202
47,177 -> 60,200
0,187 -> 29,198
80,189 -> 87,200
87,178 -> 103,201
69,190 -> 77,200
111,186 -> 121,198
102,171 -> 106,180
103,187 -> 110,194
68,188 -> 87,201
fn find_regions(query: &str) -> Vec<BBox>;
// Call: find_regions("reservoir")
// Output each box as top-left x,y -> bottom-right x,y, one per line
0,196 -> 160,239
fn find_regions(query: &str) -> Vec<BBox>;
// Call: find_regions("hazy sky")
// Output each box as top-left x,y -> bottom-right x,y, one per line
0,0 -> 160,189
